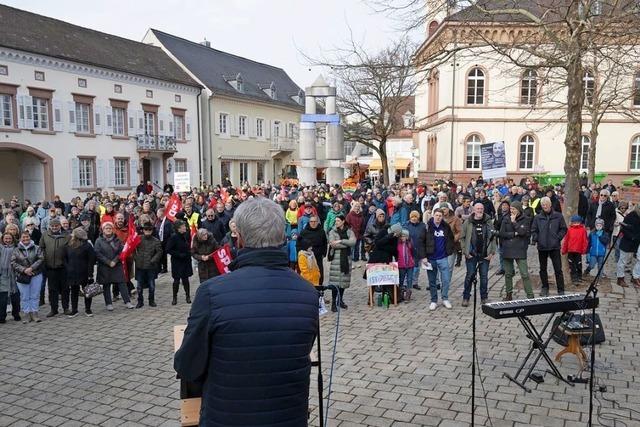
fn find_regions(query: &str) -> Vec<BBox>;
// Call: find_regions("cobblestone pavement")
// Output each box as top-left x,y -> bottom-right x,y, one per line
1,248 -> 639,426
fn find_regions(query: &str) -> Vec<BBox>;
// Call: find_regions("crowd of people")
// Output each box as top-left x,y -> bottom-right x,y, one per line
1,175 -> 639,323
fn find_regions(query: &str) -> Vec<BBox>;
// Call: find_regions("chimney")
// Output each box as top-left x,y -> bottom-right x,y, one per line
200,39 -> 211,48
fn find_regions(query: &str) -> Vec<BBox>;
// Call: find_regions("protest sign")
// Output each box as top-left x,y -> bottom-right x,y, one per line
366,263 -> 399,286
481,141 -> 507,180
174,172 -> 191,193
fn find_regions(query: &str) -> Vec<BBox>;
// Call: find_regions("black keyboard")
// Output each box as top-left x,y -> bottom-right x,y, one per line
482,293 -> 599,319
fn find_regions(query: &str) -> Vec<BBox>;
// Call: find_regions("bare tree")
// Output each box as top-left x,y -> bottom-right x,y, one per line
306,37 -> 426,184
373,0 -> 640,219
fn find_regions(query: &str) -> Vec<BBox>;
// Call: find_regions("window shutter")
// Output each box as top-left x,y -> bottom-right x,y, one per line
24,95 -> 34,130
17,96 -> 26,129
67,102 -> 77,133
167,157 -> 175,184
97,159 -> 107,188
138,111 -> 144,135
214,113 -> 220,135
265,119 -> 271,139
186,115 -> 192,141
105,107 -> 113,136
94,106 -> 102,134
53,100 -> 64,132
169,117 -> 174,136
187,160 -> 195,189
159,117 -> 165,136
128,109 -> 136,134
71,158 -> 80,188
108,159 -> 116,187
129,159 -> 139,187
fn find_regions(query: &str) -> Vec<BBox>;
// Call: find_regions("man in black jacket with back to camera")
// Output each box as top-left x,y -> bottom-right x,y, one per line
175,198 -> 318,427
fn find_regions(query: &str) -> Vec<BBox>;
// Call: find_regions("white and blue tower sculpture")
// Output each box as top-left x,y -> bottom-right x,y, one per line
298,75 -> 344,185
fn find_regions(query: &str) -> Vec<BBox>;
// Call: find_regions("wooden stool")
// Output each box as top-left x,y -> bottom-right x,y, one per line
555,323 -> 590,374
174,325 -> 202,426
368,285 -> 399,307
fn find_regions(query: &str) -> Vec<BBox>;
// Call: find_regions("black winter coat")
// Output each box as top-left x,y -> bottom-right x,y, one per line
531,210 -> 568,251
297,224 -> 328,262
167,232 -> 193,279
424,219 -> 455,259
405,221 -> 427,259
368,227 -> 397,264
63,242 -> 95,284
191,234 -> 219,282
94,236 -> 126,284
619,210 -> 640,253
499,214 -> 531,259
585,200 -> 616,233
201,218 -> 226,243
174,248 -> 318,427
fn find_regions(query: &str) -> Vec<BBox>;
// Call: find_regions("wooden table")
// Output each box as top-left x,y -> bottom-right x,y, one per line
554,323 -> 591,374
368,285 -> 399,307
174,325 -> 201,427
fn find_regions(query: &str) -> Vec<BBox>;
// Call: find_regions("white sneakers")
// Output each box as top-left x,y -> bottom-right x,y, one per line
443,300 -> 452,309
106,304 -> 114,311
125,302 -> 134,309
429,301 -> 452,310
429,302 -> 437,311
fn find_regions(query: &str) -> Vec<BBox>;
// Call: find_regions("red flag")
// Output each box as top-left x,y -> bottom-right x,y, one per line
120,216 -> 141,281
212,244 -> 233,275
220,188 -> 229,204
166,193 -> 182,222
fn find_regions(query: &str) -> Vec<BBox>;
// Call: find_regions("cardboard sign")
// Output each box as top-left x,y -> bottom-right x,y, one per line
174,172 -> 191,193
481,141 -> 507,180
366,262 -> 399,286
619,186 -> 640,204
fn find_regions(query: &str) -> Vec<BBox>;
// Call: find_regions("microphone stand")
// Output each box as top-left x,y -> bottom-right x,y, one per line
469,227 -> 498,426
583,234 -> 617,427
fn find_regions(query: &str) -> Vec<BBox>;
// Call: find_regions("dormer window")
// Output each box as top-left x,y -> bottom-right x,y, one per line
268,82 -> 276,99
236,74 -> 243,92
292,89 -> 305,105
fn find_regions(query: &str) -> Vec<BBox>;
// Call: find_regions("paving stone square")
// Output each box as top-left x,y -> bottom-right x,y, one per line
1,248 -> 639,426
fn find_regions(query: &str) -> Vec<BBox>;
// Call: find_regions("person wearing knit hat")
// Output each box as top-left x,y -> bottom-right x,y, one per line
409,210 -> 420,221
499,200 -> 535,300
585,218 -> 610,277
64,227 -> 95,317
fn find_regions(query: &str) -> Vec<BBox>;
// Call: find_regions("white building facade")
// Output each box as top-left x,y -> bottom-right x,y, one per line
144,30 -> 316,187
414,2 -> 640,185
0,5 -> 201,202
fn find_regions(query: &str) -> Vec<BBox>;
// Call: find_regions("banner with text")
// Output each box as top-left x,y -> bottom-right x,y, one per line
366,262 -> 399,286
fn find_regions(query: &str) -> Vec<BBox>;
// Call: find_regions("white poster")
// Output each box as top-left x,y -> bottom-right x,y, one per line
173,172 -> 191,193
481,141 -> 507,180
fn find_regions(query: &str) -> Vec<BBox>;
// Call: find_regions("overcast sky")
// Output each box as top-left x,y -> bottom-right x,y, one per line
5,0 -> 418,89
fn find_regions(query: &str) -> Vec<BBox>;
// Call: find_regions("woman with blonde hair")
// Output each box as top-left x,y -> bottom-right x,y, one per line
11,231 -> 44,323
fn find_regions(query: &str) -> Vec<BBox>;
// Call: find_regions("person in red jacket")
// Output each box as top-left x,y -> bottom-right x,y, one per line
345,202 -> 366,262
562,215 -> 588,284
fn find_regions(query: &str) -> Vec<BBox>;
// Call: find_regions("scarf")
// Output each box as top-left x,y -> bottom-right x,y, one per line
336,226 -> 350,275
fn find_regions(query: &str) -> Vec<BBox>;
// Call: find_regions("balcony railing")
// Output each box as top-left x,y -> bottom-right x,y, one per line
136,135 -> 177,152
269,137 -> 297,152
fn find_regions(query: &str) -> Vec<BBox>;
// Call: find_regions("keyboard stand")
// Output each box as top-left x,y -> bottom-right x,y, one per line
504,313 -> 574,393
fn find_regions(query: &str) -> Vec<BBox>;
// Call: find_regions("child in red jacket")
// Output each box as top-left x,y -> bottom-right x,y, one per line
562,215 -> 588,284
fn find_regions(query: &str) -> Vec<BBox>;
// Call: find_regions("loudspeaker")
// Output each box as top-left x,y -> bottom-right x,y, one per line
552,312 -> 605,346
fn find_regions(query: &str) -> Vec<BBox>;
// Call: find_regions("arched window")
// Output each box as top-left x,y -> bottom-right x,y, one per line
466,134 -> 482,169
428,69 -> 440,117
521,69 -> 538,105
428,20 -> 439,37
519,135 -> 535,170
634,71 -> 640,107
467,68 -> 485,105
584,70 -> 595,105
631,136 -> 640,171
581,135 -> 591,170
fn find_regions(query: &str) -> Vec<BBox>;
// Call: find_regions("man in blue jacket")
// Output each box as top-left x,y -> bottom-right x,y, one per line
175,197 -> 319,427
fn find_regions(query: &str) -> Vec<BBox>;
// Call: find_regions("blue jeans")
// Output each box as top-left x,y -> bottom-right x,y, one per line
427,258 -> 451,303
412,258 -> 423,284
351,239 -> 365,261
462,257 -> 489,300
17,273 -> 43,313
587,255 -> 605,273
399,268 -> 413,289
